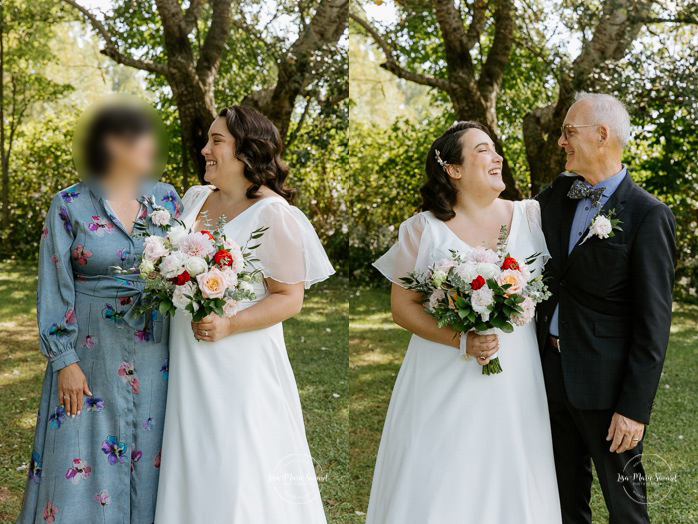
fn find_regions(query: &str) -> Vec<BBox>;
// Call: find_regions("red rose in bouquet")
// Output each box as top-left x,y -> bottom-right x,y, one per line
172,271 -> 191,286
501,256 -> 520,271
213,250 -> 233,267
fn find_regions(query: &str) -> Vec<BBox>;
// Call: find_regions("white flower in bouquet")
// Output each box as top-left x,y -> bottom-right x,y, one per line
475,262 -> 501,280
454,262 -> 478,283
238,279 -> 255,293
466,246 -> 499,265
179,232 -> 215,258
166,225 -> 187,247
172,282 -> 196,310
143,235 -> 169,262
196,268 -> 228,299
471,286 -> 494,321
427,288 -> 445,312
184,256 -> 208,277
431,269 -> 448,288
222,298 -> 242,318
434,258 -> 457,274
228,243 -> 245,273
160,251 -> 188,279
150,208 -> 171,227
512,296 -> 535,326
220,267 -> 238,289
496,269 -> 525,295
590,215 -> 613,238
139,259 -> 155,278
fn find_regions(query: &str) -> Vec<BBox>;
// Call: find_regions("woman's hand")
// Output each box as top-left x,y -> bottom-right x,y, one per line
191,313 -> 232,342
466,332 -> 499,366
58,363 -> 91,417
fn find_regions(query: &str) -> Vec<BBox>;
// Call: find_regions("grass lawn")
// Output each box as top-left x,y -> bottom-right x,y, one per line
0,261 -> 350,523
349,286 -> 698,523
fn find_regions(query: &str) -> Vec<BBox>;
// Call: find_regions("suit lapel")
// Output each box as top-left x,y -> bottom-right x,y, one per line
563,174 -> 632,272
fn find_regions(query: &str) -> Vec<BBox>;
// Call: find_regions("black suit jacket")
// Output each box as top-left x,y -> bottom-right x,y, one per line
534,171 -> 676,425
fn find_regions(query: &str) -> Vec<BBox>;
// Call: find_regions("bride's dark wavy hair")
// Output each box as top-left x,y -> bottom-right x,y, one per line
206,105 -> 296,204
421,121 -> 492,221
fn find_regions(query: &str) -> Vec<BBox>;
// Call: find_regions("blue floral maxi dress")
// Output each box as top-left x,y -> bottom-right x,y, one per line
17,179 -> 182,524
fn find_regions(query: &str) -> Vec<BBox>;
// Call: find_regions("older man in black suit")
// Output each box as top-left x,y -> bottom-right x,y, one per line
535,92 -> 676,523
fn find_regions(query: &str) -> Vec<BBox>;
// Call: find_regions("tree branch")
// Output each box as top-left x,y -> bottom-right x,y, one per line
349,13 -> 449,90
478,0 -> 515,102
432,0 -> 472,75
182,0 -> 203,34
464,0 -> 488,50
62,0 -> 171,75
196,0 -> 232,83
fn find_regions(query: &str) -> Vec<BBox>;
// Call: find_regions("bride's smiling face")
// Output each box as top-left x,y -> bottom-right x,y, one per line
447,129 -> 505,196
201,117 -> 245,185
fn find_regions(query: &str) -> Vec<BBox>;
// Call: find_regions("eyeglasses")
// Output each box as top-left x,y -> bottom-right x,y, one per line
560,124 -> 599,141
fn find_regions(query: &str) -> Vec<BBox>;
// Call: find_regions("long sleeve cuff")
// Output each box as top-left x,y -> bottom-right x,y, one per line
50,349 -> 80,373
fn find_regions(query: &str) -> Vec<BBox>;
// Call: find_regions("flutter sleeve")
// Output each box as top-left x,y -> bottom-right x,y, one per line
38,192 -> 79,372
253,201 -> 335,288
372,213 -> 428,287
523,199 -> 551,271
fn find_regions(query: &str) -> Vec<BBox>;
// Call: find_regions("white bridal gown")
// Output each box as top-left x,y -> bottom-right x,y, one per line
155,185 -> 334,523
368,200 -> 562,524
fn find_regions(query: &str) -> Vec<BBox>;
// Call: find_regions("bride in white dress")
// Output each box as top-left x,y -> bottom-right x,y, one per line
155,106 -> 333,523
367,122 -> 562,523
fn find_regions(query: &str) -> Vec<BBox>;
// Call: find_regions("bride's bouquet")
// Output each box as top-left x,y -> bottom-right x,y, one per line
131,196 -> 267,322
401,226 -> 551,375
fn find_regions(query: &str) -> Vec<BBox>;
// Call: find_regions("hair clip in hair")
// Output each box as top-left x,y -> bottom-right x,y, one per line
434,149 -> 447,168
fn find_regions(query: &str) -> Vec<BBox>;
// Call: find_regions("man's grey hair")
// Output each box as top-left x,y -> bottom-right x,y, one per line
573,92 -> 631,149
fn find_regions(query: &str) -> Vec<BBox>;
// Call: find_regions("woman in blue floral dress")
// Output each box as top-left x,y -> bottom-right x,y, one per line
18,102 -> 182,523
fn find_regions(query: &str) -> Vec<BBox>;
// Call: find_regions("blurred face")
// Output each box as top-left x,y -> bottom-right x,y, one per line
105,132 -> 156,179
201,116 -> 245,185
558,101 -> 601,174
447,129 -> 505,197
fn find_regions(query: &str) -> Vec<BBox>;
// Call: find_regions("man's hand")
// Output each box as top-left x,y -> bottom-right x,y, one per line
57,363 -> 91,417
607,412 -> 645,453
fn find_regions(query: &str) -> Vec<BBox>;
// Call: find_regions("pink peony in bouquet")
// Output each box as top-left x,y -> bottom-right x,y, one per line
132,197 -> 266,323
401,226 -> 551,375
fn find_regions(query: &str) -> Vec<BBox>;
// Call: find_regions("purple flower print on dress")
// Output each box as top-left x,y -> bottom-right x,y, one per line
66,458 -> 92,484
48,406 -> 66,429
161,190 -> 181,218
82,335 -> 95,349
50,255 -> 60,269
135,327 -> 151,342
60,188 -> 80,203
59,206 -> 72,235
88,216 -> 114,236
118,361 -> 140,393
101,436 -> 127,465
131,450 -> 142,472
43,499 -> 58,522
84,397 -> 105,412
29,451 -> 42,484
143,417 -> 154,431
72,244 -> 92,266
41,227 -> 48,240
153,450 -> 161,468
103,304 -> 126,327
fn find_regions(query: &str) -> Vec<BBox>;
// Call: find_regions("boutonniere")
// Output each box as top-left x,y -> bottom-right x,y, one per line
580,209 -> 623,245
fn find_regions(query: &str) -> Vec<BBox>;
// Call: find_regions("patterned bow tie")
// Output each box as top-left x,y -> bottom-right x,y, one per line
567,179 -> 605,207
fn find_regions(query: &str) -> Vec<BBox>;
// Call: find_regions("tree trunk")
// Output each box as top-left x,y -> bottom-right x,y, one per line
0,4 -> 8,251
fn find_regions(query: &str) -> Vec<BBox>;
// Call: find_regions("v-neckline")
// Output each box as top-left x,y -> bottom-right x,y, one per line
189,187 -> 281,232
103,198 -> 146,238
438,201 -> 520,252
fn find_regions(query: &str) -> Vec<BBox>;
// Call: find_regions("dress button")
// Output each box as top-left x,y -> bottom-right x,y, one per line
578,232 -> 582,236
585,207 -> 589,211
